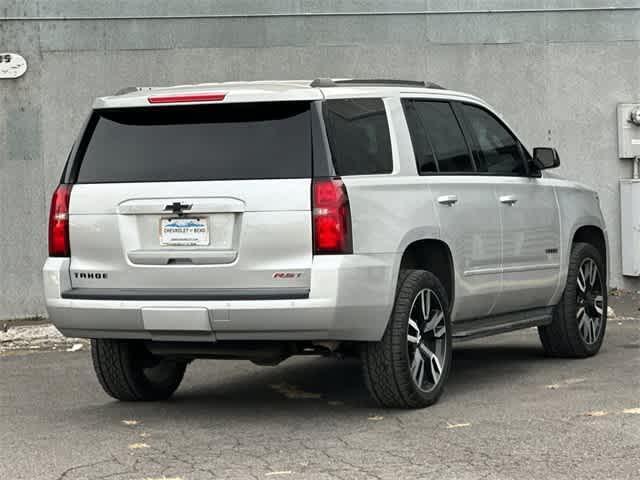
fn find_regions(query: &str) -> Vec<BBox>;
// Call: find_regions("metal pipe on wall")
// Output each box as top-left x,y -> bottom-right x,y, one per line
1,6 -> 639,21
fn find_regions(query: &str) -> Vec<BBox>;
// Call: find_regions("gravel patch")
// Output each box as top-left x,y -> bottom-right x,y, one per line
0,324 -> 89,354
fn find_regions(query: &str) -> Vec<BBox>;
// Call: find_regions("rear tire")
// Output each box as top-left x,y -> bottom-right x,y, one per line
538,242 -> 607,358
362,269 -> 452,409
91,339 -> 186,401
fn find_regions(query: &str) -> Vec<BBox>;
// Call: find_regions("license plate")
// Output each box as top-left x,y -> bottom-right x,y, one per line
160,217 -> 210,246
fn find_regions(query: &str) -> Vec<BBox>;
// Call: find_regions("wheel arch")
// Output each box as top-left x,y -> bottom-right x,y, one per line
570,224 -> 608,281
397,238 -> 455,308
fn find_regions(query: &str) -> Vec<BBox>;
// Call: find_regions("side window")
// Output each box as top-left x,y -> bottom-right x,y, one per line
460,103 -> 527,176
403,100 -> 475,174
403,102 -> 437,173
323,98 -> 393,175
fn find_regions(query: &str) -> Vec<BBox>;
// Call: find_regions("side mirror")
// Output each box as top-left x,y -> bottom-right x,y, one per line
532,147 -> 560,170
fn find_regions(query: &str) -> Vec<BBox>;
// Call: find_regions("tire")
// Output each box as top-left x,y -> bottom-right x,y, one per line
362,269 -> 452,409
91,339 -> 187,401
538,242 -> 607,358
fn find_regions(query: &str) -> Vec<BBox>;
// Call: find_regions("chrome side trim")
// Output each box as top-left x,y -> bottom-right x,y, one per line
463,267 -> 502,277
501,263 -> 560,273
464,263 -> 560,276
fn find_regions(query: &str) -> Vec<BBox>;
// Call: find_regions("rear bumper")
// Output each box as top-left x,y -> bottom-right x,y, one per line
43,254 -> 399,342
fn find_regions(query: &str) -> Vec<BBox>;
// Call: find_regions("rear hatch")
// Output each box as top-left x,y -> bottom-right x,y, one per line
65,100 -> 316,299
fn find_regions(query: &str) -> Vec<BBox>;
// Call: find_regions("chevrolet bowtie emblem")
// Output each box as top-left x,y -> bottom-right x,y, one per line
164,202 -> 193,216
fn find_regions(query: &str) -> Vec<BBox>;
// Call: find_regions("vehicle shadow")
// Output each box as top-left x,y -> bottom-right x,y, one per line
79,337 -> 558,421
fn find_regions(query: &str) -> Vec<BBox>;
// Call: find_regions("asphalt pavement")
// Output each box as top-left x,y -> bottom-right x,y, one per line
1,319 -> 639,480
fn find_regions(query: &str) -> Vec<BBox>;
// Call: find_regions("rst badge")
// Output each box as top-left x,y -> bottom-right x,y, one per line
0,53 -> 27,79
273,272 -> 303,279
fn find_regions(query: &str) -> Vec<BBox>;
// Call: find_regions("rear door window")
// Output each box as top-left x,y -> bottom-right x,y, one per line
74,101 -> 312,183
323,98 -> 393,175
403,100 -> 475,174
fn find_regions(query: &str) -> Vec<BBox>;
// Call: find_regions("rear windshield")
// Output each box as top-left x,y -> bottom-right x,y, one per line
73,102 -> 311,183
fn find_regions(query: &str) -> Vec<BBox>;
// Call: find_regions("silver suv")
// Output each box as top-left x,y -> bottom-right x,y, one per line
44,79 -> 608,408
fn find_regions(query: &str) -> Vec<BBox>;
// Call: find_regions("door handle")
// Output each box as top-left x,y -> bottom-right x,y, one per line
499,195 -> 518,205
437,195 -> 458,206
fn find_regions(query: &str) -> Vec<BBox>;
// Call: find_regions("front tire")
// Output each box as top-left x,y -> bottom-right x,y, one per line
362,269 -> 452,408
538,242 -> 607,358
91,339 -> 186,401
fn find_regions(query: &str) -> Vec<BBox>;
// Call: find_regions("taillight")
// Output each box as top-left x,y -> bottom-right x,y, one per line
48,184 -> 72,257
312,178 -> 353,254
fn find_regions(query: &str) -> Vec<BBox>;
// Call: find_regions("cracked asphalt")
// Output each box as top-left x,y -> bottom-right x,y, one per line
1,319 -> 639,480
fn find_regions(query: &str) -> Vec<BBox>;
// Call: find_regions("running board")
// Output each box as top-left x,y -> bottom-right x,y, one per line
452,307 -> 553,342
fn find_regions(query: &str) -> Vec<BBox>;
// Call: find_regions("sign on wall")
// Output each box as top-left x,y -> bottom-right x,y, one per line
0,53 -> 27,79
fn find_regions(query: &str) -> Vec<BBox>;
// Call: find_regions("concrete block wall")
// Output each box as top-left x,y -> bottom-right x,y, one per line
1,0 -> 639,319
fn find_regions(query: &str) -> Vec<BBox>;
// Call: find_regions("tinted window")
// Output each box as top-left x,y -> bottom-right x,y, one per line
324,98 -> 392,175
461,104 -> 526,176
407,101 -> 474,173
403,102 -> 437,173
75,102 -> 311,183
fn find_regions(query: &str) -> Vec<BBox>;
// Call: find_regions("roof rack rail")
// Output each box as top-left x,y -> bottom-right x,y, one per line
114,86 -> 141,96
310,78 -> 445,89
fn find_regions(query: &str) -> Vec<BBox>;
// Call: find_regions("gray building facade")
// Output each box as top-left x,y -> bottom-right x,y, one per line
1,0 -> 639,320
